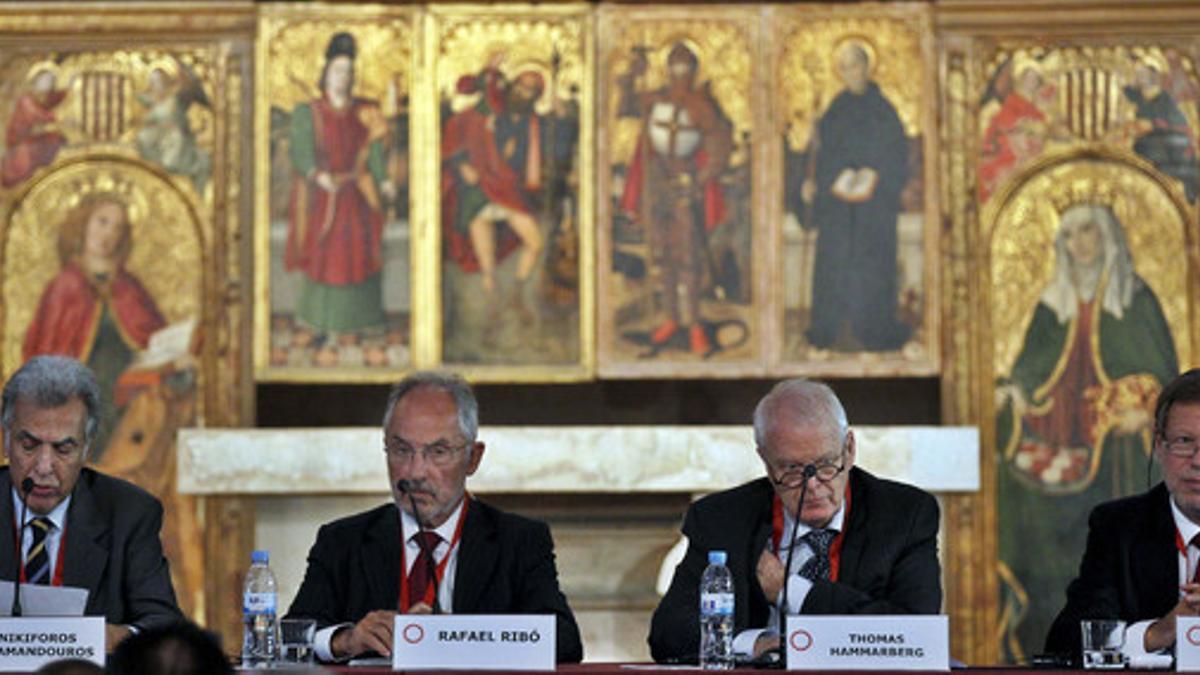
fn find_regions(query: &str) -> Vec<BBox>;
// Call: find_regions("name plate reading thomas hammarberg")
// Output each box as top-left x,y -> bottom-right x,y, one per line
392,614 -> 555,671
0,616 -> 105,672
786,615 -> 949,671
1176,616 -> 1200,670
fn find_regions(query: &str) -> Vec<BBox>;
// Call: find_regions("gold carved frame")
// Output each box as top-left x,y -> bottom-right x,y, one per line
0,1 -> 255,650
937,1 -> 1200,664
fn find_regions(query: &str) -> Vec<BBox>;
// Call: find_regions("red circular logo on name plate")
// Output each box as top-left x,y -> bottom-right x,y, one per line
1187,625 -> 1200,647
403,624 -> 425,645
790,629 -> 814,652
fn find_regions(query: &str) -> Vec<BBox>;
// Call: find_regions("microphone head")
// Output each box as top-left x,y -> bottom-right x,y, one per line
396,479 -> 412,493
801,464 -> 817,479
20,477 -> 33,494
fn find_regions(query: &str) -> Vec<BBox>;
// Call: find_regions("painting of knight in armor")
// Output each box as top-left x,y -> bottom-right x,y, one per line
432,5 -> 592,378
598,7 -> 761,377
773,7 -> 938,376
256,7 -> 416,380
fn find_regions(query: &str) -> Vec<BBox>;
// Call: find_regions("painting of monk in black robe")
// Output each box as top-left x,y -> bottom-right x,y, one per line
799,42 -> 911,353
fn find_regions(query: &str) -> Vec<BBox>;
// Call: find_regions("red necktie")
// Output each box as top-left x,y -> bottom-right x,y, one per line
407,531 -> 442,610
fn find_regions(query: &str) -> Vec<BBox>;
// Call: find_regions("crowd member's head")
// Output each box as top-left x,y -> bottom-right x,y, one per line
382,372 -> 485,528
753,378 -> 856,527
107,621 -> 232,675
34,659 -> 103,675
2,355 -> 100,515
1154,369 -> 1200,522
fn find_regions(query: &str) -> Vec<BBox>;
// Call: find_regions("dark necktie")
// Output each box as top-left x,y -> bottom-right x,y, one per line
798,529 -> 836,582
24,517 -> 54,585
406,531 -> 442,610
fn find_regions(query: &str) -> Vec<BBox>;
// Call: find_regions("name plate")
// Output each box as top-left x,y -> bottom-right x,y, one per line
786,615 -> 949,671
0,616 -> 105,672
1177,616 -> 1200,670
392,614 -> 554,671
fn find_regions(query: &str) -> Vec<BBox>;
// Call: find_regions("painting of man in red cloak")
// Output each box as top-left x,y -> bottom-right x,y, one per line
2,68 -> 68,189
616,42 -> 734,359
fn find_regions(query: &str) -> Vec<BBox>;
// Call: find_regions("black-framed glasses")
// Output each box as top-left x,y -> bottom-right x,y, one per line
768,439 -> 849,489
1162,434 -> 1200,458
383,440 -> 469,466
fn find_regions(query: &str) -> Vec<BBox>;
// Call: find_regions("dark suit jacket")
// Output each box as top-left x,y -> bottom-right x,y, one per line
285,498 -> 583,663
649,467 -> 942,662
0,466 -> 181,629
1045,483 -> 1179,657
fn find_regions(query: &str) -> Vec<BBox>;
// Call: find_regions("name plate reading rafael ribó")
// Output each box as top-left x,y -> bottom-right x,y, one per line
0,616 -> 105,672
1176,616 -> 1200,670
786,615 -> 950,671
392,614 -> 555,671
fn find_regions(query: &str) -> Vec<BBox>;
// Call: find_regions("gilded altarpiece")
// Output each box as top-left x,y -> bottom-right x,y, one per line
256,4 -> 418,382
596,5 -> 765,378
424,5 -> 594,382
0,4 -> 254,649
767,4 -> 939,377
938,6 -> 1200,663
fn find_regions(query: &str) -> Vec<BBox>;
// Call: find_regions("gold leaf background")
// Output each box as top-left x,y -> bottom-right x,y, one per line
605,19 -> 753,169
778,16 -> 922,150
437,16 -> 584,117
0,48 -> 218,171
990,155 -> 1190,377
2,156 -> 204,378
263,16 -> 412,116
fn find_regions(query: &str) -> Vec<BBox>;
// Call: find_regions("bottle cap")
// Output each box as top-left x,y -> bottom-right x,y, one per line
251,550 -> 269,564
708,550 -> 727,565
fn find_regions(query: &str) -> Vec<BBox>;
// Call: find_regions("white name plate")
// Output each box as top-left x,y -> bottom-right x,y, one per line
392,614 -> 555,671
0,616 -> 105,671
1176,616 -> 1200,670
786,615 -> 950,671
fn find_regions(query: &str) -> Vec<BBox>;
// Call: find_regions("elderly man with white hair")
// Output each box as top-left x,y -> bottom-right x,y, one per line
649,378 -> 941,662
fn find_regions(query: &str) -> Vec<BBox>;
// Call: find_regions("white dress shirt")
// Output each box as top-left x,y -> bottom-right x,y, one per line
1122,498 -> 1200,660
314,499 -> 467,662
10,489 -> 70,583
732,503 -> 846,655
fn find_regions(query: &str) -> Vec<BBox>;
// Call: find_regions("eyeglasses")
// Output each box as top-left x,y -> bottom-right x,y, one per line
383,440 -> 469,466
769,442 -> 849,489
1162,434 -> 1200,458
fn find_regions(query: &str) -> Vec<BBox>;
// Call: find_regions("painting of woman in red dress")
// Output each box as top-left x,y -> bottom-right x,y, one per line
22,191 -> 204,619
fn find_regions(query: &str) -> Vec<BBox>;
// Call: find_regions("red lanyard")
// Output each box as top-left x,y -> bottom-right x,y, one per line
1175,526 -> 1198,583
398,497 -> 468,611
12,517 -> 68,587
772,484 -> 851,582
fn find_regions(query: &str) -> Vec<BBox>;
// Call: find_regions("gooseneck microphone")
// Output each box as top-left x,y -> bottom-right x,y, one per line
11,477 -> 33,618
779,465 -> 816,651
397,480 -> 442,614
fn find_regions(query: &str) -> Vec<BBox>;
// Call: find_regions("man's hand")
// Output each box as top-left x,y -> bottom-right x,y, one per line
753,634 -> 781,658
801,178 -> 817,204
332,610 -> 398,659
407,602 -> 433,615
757,549 -> 786,605
459,163 -> 480,185
105,624 -> 131,652
1145,583 -> 1200,651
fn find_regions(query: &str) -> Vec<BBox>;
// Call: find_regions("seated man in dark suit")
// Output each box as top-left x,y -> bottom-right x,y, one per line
286,371 -> 583,663
0,356 -> 181,648
649,378 -> 942,662
1046,368 -> 1200,661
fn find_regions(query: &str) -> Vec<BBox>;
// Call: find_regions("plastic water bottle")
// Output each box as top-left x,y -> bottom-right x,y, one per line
699,550 -> 734,670
242,550 -> 278,668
